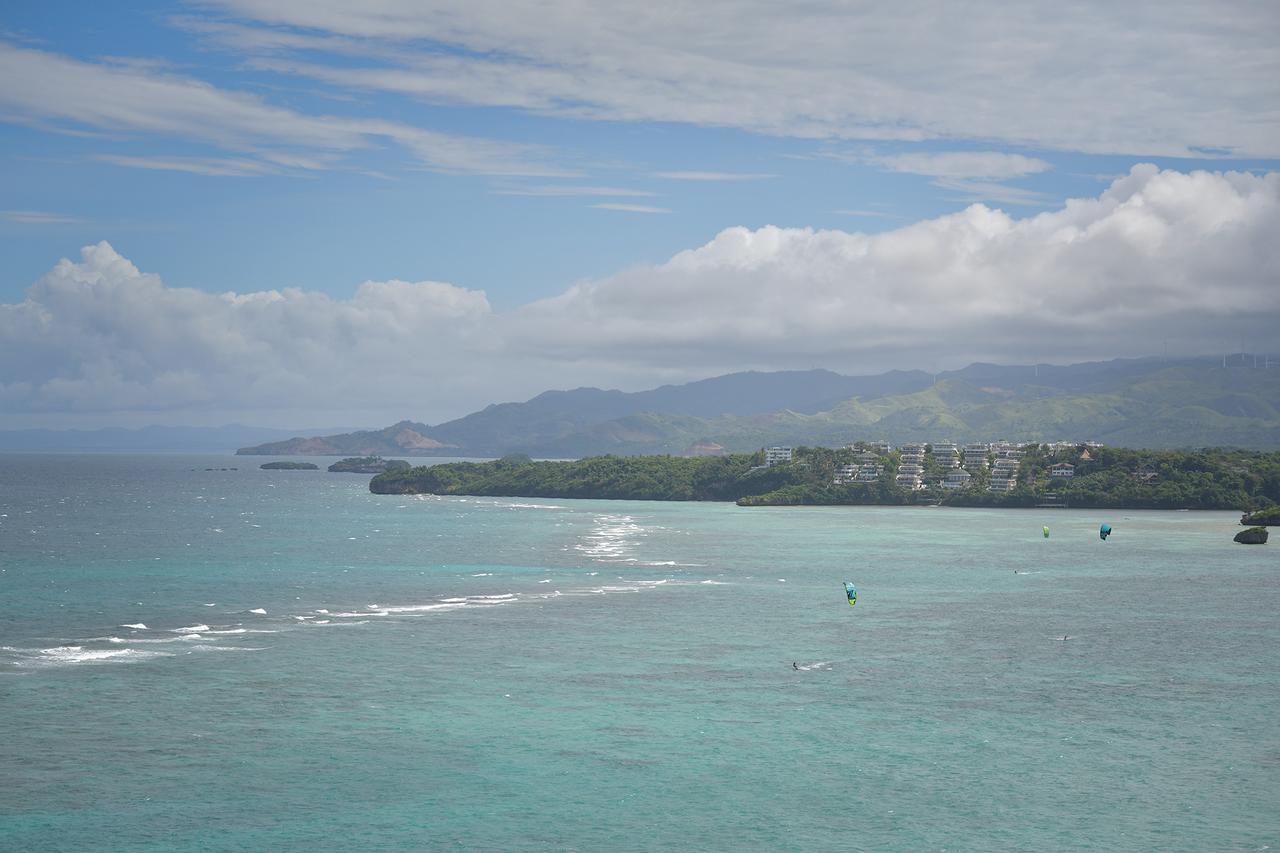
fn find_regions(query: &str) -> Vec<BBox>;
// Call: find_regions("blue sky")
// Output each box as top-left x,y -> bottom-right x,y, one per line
1,1 -> 1278,428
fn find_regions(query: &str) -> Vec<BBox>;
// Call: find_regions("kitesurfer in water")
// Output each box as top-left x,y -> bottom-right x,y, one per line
793,662 -> 799,670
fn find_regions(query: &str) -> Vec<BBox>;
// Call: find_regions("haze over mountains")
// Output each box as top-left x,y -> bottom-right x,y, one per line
226,356 -> 1280,457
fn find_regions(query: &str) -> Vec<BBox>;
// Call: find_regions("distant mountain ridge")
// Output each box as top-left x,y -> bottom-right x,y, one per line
236,356 -> 1280,456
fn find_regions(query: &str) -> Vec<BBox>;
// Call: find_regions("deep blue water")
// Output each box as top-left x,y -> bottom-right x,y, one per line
1,454 -> 1277,850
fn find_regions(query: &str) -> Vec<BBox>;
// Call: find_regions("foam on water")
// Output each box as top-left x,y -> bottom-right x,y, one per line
11,645 -> 175,667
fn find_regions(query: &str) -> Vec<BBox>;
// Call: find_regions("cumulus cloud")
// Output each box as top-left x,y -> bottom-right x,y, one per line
512,165 -> 1280,371
0,242 -> 503,424
199,0 -> 1280,158
2,167 -> 1276,426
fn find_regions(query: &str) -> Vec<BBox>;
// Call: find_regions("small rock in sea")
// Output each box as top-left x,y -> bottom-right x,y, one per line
1234,527 -> 1268,544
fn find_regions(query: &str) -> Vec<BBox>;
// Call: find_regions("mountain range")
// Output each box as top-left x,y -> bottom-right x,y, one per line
235,356 -> 1280,456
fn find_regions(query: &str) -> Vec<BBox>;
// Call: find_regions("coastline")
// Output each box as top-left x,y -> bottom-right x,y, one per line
369,446 -> 1279,514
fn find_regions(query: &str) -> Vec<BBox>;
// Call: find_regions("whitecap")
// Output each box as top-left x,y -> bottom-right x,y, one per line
172,624 -> 210,633
248,608 -> 267,615
796,660 -> 834,672
28,646 -> 173,666
381,603 -> 468,614
120,623 -> 148,630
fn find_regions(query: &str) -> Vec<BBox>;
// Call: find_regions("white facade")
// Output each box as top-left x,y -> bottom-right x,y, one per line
895,473 -> 924,490
856,464 -> 884,482
988,475 -> 1017,492
765,446 -> 793,466
964,444 -> 990,469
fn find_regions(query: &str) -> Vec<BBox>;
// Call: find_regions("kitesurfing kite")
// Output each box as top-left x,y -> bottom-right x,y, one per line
1043,525 -> 1050,538
844,582 -> 857,606
1099,523 -> 1112,540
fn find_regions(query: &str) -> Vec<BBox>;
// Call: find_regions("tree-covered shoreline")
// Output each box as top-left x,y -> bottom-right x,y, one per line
370,445 -> 1280,511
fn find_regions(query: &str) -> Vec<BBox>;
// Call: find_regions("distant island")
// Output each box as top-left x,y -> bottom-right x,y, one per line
235,356 -> 1280,459
370,444 -> 1280,511
260,461 -> 319,470
329,456 -> 411,474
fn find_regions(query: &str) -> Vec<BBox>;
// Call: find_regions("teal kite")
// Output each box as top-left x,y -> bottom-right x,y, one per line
844,581 -> 857,606
1099,523 -> 1112,540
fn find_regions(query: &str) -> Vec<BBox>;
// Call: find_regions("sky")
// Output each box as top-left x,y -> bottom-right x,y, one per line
1,0 -> 1278,430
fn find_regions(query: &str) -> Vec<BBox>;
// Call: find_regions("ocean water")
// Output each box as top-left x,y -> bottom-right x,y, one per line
1,453 -> 1277,851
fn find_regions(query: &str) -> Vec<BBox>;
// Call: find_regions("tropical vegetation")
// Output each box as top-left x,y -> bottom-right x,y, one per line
370,445 -> 1280,510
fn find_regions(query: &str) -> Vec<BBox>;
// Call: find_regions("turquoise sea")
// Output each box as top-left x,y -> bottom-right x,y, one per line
1,453 -> 1277,851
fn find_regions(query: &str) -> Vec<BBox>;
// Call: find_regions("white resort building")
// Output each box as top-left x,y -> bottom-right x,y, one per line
963,444 -> 990,469
765,446 -> 793,467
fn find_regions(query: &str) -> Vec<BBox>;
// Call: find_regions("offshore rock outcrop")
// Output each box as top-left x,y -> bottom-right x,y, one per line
1234,527 -> 1269,544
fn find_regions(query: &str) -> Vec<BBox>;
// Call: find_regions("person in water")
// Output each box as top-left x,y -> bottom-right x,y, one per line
793,662 -> 799,670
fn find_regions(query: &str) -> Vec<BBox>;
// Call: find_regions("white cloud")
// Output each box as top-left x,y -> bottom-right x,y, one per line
868,152 -> 1052,180
200,0 -> 1280,158
928,178 -> 1050,207
2,167 -> 1276,426
0,41 -> 567,176
493,185 -> 657,197
652,172 -> 776,181
590,203 -> 671,214
0,241 -> 502,423
512,166 -> 1280,371
831,150 -> 1053,205
95,154 -> 285,177
1,210 -> 82,224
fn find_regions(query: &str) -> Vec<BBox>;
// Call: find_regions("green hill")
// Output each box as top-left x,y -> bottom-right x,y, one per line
237,357 -> 1280,457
